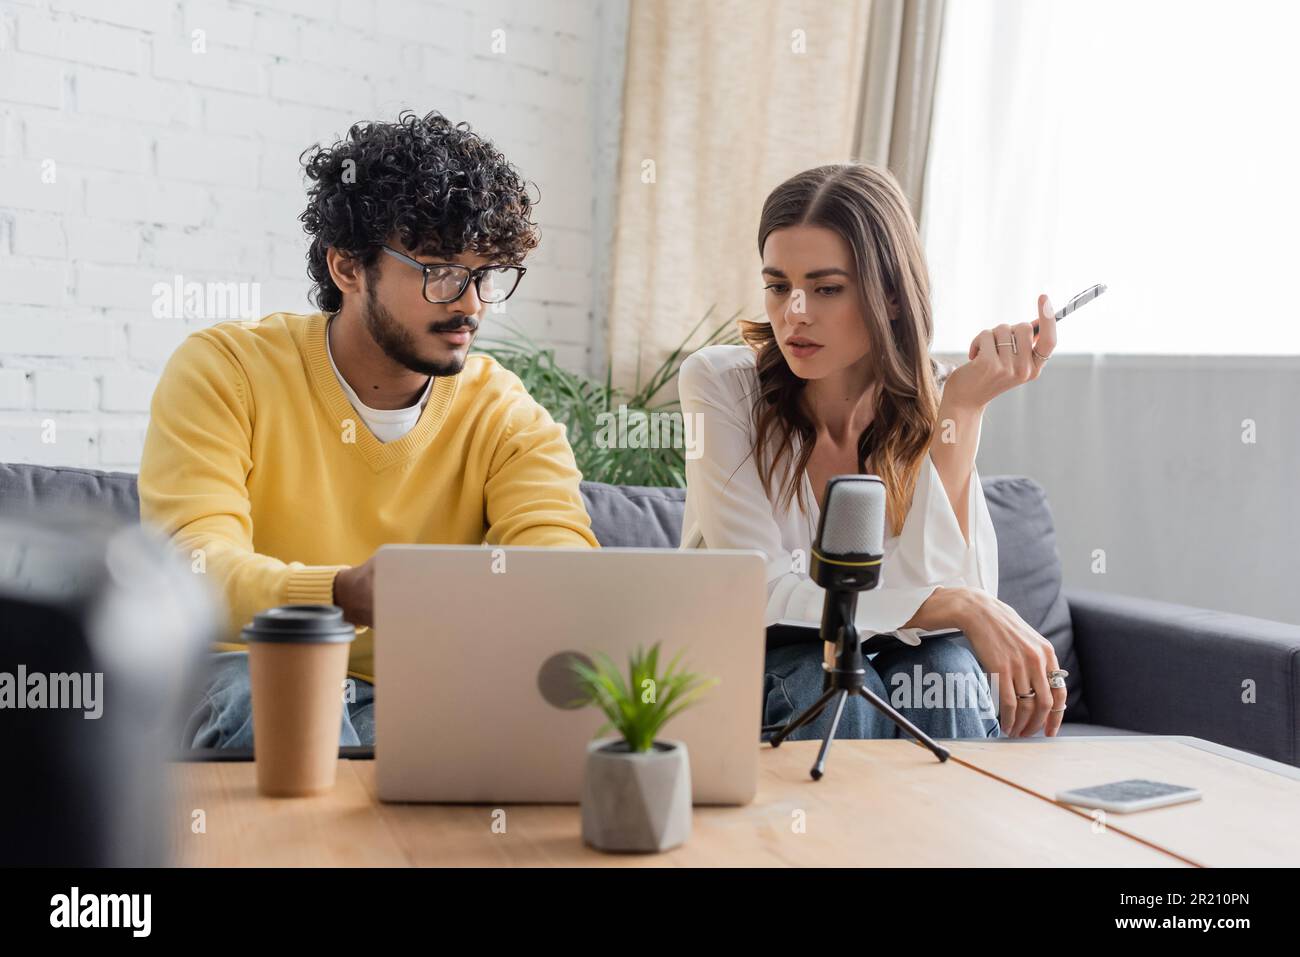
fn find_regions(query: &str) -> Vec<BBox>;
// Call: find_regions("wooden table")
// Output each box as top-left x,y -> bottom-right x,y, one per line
168,735 -> 1300,867
945,735 -> 1300,868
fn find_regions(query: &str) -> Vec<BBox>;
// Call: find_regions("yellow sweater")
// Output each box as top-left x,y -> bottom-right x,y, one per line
138,311 -> 598,682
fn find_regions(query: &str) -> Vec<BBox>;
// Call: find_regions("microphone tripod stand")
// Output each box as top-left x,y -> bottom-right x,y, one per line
766,590 -> 951,780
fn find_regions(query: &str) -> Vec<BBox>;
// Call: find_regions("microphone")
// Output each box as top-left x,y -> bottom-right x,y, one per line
810,475 -> 886,657
768,473 -> 950,777
0,506 -> 218,864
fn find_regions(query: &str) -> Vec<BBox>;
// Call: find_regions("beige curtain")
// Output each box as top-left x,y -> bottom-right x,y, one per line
605,0 -> 872,391
853,0 -> 947,220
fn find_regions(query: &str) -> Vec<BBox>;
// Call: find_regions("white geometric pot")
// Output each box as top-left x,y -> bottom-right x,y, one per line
580,738 -> 692,853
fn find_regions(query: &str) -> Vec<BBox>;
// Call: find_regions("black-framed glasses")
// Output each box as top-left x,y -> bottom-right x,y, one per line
377,245 -> 526,304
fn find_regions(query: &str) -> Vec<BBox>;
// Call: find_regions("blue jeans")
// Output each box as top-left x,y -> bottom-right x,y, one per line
183,651 -> 375,749
761,635 -> 1002,742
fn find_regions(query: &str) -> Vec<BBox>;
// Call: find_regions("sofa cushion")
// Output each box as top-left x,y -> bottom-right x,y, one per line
578,481 -> 685,548
0,464 -> 140,524
981,475 -> 1088,722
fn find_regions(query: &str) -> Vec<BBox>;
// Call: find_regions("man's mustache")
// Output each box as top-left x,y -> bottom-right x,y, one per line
429,318 -> 478,334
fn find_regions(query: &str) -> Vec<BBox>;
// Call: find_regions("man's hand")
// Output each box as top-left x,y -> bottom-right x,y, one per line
332,553 -> 377,628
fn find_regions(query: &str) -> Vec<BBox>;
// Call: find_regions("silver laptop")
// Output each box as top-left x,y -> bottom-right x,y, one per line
373,546 -> 766,806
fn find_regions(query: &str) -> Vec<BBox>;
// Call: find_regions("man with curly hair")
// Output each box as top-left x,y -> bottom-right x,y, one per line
139,111 -> 598,749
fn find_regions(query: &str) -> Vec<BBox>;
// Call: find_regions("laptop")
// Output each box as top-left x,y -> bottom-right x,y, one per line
373,545 -> 767,806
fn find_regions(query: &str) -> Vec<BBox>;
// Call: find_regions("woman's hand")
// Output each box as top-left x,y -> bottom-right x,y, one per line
939,294 -> 1059,411
954,587 -> 1067,737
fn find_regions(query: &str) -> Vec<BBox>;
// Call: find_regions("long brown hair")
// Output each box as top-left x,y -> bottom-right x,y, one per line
740,163 -> 951,536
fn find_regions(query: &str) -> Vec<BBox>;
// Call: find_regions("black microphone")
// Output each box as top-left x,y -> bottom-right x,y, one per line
810,475 -> 886,657
768,473 -> 950,777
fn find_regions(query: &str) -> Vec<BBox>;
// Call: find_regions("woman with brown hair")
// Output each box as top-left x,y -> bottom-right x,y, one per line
679,163 -> 1067,742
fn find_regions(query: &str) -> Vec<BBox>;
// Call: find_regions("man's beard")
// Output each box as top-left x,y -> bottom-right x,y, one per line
361,283 -> 473,377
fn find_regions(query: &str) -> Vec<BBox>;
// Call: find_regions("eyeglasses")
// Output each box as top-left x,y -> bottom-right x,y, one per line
376,245 -> 526,304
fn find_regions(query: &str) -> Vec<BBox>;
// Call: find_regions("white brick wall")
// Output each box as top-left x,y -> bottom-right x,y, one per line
0,0 -> 628,470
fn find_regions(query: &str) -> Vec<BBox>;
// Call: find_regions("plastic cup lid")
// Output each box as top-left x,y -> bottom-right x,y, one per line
241,604 -> 356,644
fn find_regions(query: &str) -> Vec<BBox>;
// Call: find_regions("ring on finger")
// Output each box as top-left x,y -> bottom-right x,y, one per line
1015,688 -> 1036,699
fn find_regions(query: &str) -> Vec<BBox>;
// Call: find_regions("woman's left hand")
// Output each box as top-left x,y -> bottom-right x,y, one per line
940,294 -> 1058,411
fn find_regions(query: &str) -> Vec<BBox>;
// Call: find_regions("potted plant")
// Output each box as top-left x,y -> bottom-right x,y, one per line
474,307 -> 746,487
570,643 -> 717,853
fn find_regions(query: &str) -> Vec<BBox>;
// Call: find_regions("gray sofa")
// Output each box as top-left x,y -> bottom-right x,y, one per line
4,462 -> 1298,766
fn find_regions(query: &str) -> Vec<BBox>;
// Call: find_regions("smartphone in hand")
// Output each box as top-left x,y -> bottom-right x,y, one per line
1034,282 -> 1107,334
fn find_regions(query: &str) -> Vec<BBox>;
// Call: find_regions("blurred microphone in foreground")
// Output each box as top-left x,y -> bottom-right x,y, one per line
0,506 -> 218,866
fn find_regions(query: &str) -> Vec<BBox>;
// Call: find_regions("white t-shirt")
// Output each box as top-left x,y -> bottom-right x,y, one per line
325,315 -> 433,444
677,344 -> 999,645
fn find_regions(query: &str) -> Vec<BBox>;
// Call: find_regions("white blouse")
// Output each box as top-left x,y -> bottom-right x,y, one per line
678,344 -> 998,645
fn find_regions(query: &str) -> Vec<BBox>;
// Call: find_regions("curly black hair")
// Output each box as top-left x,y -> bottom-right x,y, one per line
298,110 -> 540,313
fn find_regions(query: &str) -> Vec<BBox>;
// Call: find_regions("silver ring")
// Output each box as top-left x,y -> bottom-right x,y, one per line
1016,689 -> 1036,699
1048,669 -> 1069,678
1049,707 -> 1066,713
1049,675 -> 1067,690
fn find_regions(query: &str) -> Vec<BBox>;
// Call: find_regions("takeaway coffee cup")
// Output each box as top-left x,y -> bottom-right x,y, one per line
243,604 -> 355,797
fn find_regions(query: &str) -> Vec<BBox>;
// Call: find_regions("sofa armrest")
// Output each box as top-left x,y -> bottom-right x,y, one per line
1064,587 -> 1300,766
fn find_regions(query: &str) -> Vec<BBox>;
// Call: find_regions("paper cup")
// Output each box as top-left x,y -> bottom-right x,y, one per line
244,604 -> 355,797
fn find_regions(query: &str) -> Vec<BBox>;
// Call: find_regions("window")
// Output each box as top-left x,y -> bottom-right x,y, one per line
921,0 -> 1300,354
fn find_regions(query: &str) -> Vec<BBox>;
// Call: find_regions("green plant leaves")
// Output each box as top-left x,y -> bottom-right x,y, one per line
567,643 -> 718,753
474,309 -> 746,487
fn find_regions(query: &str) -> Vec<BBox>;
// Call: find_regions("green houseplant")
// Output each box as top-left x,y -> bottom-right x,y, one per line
569,644 -> 717,852
475,308 -> 745,488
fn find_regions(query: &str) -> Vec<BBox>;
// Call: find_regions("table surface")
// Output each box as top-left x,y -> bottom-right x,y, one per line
946,735 -> 1300,867
169,734 -> 1300,867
